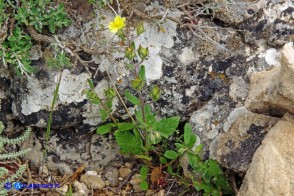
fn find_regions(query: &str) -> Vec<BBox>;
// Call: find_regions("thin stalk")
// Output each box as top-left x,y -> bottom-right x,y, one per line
42,72 -> 62,170
105,70 -> 136,124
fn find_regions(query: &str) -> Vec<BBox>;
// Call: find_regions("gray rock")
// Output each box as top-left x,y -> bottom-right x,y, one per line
216,108 -> 279,172
213,0 -> 267,25
105,167 -> 119,186
22,128 -> 120,175
238,114 -> 294,196
11,69 -> 115,129
239,1 -> 293,47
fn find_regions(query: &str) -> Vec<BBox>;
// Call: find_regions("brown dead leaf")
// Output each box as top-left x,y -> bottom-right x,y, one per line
71,164 -> 85,181
151,166 -> 160,188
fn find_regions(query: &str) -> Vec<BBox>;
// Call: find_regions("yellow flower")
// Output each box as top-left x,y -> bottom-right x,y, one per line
108,15 -> 126,33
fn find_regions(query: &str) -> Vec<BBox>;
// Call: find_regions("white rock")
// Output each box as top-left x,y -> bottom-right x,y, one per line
238,114 -> 294,196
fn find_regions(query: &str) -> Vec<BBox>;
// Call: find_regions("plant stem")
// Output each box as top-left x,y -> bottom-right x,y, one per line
42,71 -> 62,168
105,70 -> 136,124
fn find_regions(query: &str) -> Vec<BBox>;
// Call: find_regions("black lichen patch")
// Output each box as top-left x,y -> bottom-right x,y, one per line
221,124 -> 267,171
0,77 -> 12,124
254,19 -> 268,33
19,100 -> 87,129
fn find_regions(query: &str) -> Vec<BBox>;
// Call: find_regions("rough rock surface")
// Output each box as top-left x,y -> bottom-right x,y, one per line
238,114 -> 294,196
216,107 -> 279,172
22,129 -> 121,174
239,1 -> 294,47
80,171 -> 106,190
245,42 -> 294,115
213,0 -> 267,25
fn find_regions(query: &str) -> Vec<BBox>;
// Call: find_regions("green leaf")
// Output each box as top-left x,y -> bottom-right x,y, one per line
99,109 -> 109,121
125,89 -> 141,106
96,123 -> 115,134
154,117 -> 179,138
114,130 -> 144,155
140,181 -> 148,190
135,154 -> 152,161
117,122 -> 135,131
175,143 -> 185,150
104,88 -> 116,99
160,157 -> 167,164
133,128 -> 143,147
188,135 -> 197,149
164,150 -> 178,160
88,78 -> 95,89
188,153 -> 201,169
140,166 -> 148,179
130,41 -> 136,51
139,65 -> 145,81
206,160 -> 223,177
184,123 -> 192,146
194,144 -> 203,154
125,62 -> 135,70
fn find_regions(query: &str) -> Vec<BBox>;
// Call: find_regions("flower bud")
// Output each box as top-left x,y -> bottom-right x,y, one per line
138,45 -> 149,60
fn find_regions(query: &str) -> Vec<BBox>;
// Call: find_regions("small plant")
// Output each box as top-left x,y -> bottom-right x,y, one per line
166,123 -> 233,195
42,36 -> 71,165
0,27 -> 36,76
15,0 -> 71,33
0,121 -> 31,195
139,166 -> 149,190
85,16 -> 178,161
0,0 -> 71,76
85,15 -> 233,194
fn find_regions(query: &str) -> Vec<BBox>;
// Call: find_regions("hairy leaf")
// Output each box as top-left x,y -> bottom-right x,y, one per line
154,117 -> 179,138
96,123 -> 115,134
114,130 -> 144,155
164,150 -> 178,160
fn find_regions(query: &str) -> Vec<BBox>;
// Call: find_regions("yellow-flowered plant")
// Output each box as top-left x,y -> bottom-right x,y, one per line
108,15 -> 126,33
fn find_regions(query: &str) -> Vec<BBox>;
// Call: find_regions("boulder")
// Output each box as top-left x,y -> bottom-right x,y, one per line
238,114 -> 294,196
245,42 -> 294,115
216,107 -> 279,172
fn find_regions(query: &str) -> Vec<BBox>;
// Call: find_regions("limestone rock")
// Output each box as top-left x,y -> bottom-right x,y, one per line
22,129 -> 120,175
80,172 -> 105,190
216,108 -> 279,172
245,42 -> 294,115
238,114 -> 294,196
11,69 -> 115,129
213,0 -> 267,25
239,1 -> 294,47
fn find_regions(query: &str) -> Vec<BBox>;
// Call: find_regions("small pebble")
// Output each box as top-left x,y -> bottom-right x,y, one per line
73,180 -> 89,195
124,162 -> 134,169
80,174 -> 105,190
119,167 -> 132,178
38,166 -> 49,177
